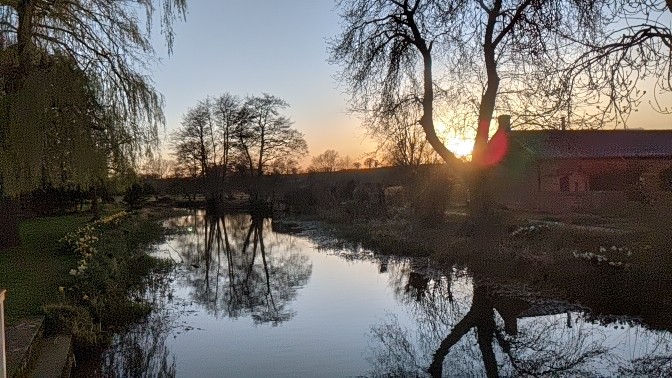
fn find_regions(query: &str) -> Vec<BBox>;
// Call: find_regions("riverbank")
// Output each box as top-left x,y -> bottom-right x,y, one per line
58,208 -> 672,377
0,214 -> 89,318
287,204 -> 672,331
0,206 -> 189,376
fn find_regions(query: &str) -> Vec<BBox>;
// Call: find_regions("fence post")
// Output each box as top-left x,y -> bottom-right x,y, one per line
0,289 -> 6,378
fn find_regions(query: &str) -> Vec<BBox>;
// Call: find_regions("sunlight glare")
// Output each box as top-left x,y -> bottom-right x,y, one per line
446,137 -> 473,159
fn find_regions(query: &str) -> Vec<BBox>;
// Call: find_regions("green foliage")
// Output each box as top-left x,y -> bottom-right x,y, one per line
0,55 -> 107,195
56,210 -> 167,346
0,0 -> 188,197
0,213 -> 88,317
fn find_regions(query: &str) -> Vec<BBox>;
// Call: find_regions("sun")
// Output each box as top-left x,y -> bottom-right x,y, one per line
446,137 -> 473,159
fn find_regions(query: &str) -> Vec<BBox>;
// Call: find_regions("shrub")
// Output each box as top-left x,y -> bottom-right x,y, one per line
123,183 -> 147,210
56,210 -> 166,354
43,303 -> 99,353
283,187 -> 319,214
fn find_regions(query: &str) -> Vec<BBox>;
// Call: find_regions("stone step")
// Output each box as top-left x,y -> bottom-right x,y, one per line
5,317 -> 44,377
28,335 -> 73,378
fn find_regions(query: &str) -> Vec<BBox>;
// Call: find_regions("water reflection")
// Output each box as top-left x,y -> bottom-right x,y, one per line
366,266 -> 672,377
76,269 -> 179,378
84,212 -> 672,377
163,211 -> 312,325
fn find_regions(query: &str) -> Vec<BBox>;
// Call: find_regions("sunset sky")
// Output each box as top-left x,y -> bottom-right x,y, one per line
152,0 -> 372,165
152,0 -> 672,166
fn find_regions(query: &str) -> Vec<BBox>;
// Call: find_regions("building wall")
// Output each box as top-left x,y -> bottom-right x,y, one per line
495,157 -> 672,213
536,158 -> 672,192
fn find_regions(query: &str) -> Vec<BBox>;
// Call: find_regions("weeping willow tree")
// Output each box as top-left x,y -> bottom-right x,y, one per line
0,0 -> 187,192
0,0 -> 187,248
0,53 -> 108,194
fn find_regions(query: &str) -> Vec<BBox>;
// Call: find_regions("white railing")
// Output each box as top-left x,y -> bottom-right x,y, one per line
0,289 -> 5,378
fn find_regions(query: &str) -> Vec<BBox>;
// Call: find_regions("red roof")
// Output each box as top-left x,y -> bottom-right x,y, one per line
509,129 -> 672,159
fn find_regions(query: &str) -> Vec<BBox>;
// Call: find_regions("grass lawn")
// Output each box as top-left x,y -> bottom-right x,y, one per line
0,214 -> 89,319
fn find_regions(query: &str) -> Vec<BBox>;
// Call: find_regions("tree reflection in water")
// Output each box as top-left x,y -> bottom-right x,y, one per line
367,264 -> 672,377
166,211 -> 312,325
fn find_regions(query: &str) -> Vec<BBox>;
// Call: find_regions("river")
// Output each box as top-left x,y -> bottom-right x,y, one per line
79,211 -> 672,377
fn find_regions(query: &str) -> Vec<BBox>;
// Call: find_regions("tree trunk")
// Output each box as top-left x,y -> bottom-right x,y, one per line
0,1 -> 35,247
0,198 -> 20,250
468,2 -> 502,225
90,186 -> 100,220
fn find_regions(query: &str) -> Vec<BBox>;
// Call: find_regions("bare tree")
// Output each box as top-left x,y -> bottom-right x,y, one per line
170,93 -> 307,179
329,0 -> 615,213
558,1 -> 672,124
212,93 -> 241,175
141,154 -> 173,179
171,101 -> 217,178
235,94 -> 308,176
363,157 -> 378,169
372,98 -> 440,166
308,149 -> 341,173
270,157 -> 300,175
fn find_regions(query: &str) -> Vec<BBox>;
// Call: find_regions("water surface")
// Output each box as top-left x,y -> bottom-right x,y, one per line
91,211 -> 672,377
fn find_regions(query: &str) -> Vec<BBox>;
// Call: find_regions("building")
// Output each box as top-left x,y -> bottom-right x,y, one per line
495,127 -> 672,213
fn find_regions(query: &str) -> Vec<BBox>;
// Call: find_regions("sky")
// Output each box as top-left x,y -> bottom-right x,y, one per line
151,1 -> 672,167
152,0 -> 372,166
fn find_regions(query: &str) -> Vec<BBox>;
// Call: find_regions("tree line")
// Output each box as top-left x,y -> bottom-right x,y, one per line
2,0 -> 671,246
169,93 -> 308,179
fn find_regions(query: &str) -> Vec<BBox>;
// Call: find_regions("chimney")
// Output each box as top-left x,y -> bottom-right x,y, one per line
497,114 -> 511,132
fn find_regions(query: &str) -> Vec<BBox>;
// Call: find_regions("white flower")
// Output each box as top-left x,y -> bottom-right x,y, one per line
599,246 -> 606,253
69,269 -> 78,276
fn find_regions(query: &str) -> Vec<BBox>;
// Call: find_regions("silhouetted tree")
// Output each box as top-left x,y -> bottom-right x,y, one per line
329,0 -> 632,216
308,149 -> 352,172
372,98 -> 440,166
235,94 -> 308,176
170,100 -> 217,178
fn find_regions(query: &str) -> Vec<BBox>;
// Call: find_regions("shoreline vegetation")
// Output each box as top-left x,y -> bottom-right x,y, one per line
0,205 -> 187,361
277,192 -> 672,331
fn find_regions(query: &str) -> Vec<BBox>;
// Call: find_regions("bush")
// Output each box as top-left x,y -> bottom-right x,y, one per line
283,187 -> 319,214
123,183 -> 147,210
55,210 -> 167,356
43,303 -> 99,353
21,185 -> 87,216
405,173 -> 453,227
